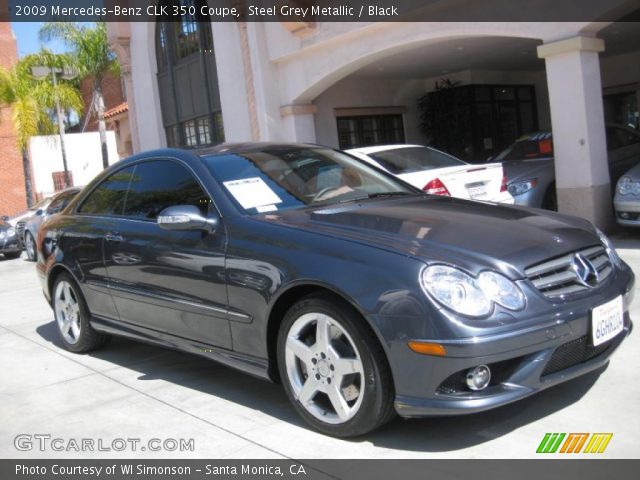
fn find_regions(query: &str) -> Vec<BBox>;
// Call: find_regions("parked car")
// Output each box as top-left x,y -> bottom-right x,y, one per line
494,124 -> 640,209
38,144 -> 633,437
24,187 -> 81,261
614,163 -> 640,227
9,197 -> 55,248
0,218 -> 21,259
348,145 -> 514,204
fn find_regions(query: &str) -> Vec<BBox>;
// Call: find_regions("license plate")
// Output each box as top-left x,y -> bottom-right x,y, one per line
591,296 -> 624,346
467,185 -> 488,199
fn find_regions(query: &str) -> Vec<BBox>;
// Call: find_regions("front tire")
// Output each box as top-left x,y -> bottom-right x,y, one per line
3,251 -> 21,260
24,232 -> 37,262
52,273 -> 110,353
277,294 -> 395,437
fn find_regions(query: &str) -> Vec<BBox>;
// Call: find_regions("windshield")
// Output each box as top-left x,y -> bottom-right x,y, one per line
202,146 -> 417,214
368,146 -> 465,174
494,133 -> 554,162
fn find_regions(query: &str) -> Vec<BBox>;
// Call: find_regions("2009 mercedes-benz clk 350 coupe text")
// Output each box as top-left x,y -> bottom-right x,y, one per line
37,143 -> 634,437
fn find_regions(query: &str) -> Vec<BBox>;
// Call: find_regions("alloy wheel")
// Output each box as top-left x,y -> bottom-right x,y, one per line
284,312 -> 365,424
54,280 -> 81,345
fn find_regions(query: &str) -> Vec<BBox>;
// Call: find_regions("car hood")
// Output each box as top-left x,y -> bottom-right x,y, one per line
259,195 -> 598,278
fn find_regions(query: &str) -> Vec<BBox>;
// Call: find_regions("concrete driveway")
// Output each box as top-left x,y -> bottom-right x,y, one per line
1,236 -> 639,459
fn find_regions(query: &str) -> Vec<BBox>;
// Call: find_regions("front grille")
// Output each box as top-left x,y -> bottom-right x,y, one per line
525,245 -> 612,298
16,221 -> 25,240
541,335 -> 612,377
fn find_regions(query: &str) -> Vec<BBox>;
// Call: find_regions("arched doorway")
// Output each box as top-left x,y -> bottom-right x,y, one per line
155,0 -> 224,148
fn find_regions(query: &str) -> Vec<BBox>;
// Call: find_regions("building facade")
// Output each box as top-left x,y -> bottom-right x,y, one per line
107,1 -> 640,228
0,22 -> 27,216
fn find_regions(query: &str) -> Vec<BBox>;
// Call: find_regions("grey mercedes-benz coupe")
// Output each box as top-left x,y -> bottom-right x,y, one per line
36,143 -> 633,437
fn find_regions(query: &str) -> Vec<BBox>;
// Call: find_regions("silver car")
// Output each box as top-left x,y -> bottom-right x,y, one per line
614,163 -> 640,227
23,187 -> 81,261
495,125 -> 640,210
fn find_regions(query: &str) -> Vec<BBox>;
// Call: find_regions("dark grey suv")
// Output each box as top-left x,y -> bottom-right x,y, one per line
37,143 -> 634,437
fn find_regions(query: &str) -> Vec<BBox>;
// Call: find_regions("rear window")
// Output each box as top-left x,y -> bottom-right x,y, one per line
368,147 -> 465,174
495,133 -> 554,162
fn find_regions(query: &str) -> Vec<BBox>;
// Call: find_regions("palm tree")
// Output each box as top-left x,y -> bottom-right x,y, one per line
40,22 -> 119,170
0,55 -> 83,206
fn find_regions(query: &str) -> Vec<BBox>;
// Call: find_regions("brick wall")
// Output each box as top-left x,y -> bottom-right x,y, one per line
80,72 -> 126,132
0,22 -> 27,216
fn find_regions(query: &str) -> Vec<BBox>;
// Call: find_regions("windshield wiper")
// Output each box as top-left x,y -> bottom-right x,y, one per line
337,191 -> 414,204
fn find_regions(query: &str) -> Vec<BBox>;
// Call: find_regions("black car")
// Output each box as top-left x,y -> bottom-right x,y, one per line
0,219 -> 21,259
37,144 -> 634,437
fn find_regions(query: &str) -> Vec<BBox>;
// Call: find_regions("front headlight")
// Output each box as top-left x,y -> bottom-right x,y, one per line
596,228 -> 621,267
6,228 -> 15,237
507,179 -> 538,197
617,176 -> 640,196
421,265 -> 525,317
0,231 -> 5,239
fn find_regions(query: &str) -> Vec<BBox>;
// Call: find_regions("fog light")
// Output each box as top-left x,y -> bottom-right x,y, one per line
466,365 -> 491,391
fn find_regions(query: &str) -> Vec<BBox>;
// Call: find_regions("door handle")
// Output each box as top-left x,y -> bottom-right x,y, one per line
105,232 -> 124,243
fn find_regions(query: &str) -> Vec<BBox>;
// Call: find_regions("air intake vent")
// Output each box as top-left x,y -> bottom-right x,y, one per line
525,245 -> 612,298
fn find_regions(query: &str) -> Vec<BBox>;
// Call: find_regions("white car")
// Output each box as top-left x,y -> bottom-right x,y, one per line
347,145 -> 514,204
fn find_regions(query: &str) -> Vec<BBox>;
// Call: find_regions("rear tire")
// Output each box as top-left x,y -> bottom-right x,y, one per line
52,272 -> 111,353
277,294 -> 395,437
24,232 -> 37,262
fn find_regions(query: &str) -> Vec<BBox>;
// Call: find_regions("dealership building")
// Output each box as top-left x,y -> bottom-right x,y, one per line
107,0 -> 640,229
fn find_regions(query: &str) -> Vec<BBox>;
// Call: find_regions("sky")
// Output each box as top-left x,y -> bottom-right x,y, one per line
12,22 -> 69,57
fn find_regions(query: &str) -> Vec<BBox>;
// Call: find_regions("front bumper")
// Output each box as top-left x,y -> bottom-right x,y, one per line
614,197 -> 640,226
0,236 -> 21,253
388,267 -> 634,418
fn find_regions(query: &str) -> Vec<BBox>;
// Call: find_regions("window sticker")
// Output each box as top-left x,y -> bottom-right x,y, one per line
256,204 -> 278,213
223,177 -> 283,210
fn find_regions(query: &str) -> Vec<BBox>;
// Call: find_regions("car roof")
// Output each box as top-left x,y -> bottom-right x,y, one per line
346,144 -> 424,154
195,142 -> 324,157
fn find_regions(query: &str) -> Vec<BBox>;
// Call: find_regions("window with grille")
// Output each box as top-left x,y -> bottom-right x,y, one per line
156,0 -> 224,149
52,171 -> 73,192
337,115 -> 405,150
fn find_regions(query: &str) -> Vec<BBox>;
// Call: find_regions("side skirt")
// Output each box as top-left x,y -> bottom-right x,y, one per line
90,315 -> 272,381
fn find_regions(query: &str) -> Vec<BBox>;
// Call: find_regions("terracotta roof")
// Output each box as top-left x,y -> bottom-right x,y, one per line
104,102 -> 128,119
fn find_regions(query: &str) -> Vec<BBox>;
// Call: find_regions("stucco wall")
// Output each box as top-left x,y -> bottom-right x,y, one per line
29,132 -> 119,197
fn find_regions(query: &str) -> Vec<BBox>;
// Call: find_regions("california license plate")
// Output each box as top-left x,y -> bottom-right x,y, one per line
467,185 -> 487,199
591,296 -> 624,346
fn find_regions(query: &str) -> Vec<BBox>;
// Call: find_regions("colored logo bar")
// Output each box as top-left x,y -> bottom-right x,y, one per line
536,433 -> 613,454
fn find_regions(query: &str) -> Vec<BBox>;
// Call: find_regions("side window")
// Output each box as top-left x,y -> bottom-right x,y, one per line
47,191 -> 76,215
122,160 -> 210,220
78,167 -> 136,215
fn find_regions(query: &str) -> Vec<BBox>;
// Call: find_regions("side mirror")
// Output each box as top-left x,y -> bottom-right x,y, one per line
157,205 -> 219,232
35,209 -> 44,216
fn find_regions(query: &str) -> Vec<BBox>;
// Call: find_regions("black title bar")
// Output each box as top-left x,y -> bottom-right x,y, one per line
3,0 -> 640,22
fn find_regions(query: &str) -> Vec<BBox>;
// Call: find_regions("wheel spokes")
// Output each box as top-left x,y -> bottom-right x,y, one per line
315,315 -> 332,352
333,356 -> 363,377
298,377 -> 320,404
327,383 -> 351,422
286,336 -> 314,365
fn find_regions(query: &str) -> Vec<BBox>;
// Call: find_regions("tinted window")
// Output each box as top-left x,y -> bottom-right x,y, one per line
368,147 -> 465,174
78,167 -> 136,215
203,146 -> 414,214
606,126 -> 640,150
47,190 -> 78,215
122,160 -> 210,220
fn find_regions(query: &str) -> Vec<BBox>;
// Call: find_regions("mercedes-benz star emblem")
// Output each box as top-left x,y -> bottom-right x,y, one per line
571,253 -> 599,288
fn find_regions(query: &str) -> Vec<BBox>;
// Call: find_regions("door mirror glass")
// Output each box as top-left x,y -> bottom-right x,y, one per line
35,209 -> 44,216
157,205 -> 219,232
